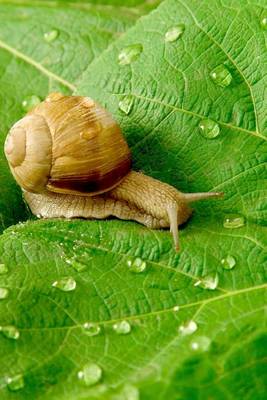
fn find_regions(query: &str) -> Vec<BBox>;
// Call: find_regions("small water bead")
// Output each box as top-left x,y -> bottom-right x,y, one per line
0,264 -> 8,275
165,24 -> 185,42
77,362 -> 102,386
113,320 -> 131,335
119,95 -> 134,115
190,336 -> 211,352
0,288 -> 9,300
52,277 -> 76,292
194,273 -> 219,290
173,305 -> 180,312
22,95 -> 41,111
223,214 -> 245,229
44,29 -> 59,43
221,255 -> 236,270
0,325 -> 20,340
83,322 -> 101,337
121,383 -> 139,400
127,258 -> 146,273
66,257 -> 88,272
118,44 -> 143,65
261,17 -> 267,29
179,320 -> 198,336
210,65 -> 232,87
6,374 -> 25,391
198,119 -> 220,139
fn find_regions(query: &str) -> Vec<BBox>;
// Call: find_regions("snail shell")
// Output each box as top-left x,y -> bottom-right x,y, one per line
4,93 -> 131,195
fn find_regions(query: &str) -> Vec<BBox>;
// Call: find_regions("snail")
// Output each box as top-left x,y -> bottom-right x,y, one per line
4,93 -> 223,251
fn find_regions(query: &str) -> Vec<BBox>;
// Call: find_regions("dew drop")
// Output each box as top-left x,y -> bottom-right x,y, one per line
221,255 -> 236,270
261,17 -> 267,29
77,362 -> 102,386
165,24 -> 185,42
210,64 -> 232,87
190,335 -> 211,352
83,322 -> 101,337
113,320 -> 131,335
119,95 -> 134,115
0,325 -> 20,340
194,273 -> 219,290
179,320 -> 198,336
121,383 -> 139,400
66,257 -> 88,272
223,214 -> 245,229
44,29 -> 59,43
127,258 -> 146,273
198,118 -> 220,139
22,95 -> 41,111
0,264 -> 8,275
173,305 -> 180,312
6,374 -> 25,391
118,44 -> 143,65
0,288 -> 9,300
52,277 -> 76,292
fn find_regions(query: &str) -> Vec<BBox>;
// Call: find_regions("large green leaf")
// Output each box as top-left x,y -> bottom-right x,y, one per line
0,0 -> 143,230
0,0 -> 266,399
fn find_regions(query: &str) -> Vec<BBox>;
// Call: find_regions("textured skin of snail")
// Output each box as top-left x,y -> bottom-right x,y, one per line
4,93 -> 223,251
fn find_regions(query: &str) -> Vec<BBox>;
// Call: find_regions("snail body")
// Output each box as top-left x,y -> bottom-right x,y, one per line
4,93 -> 223,250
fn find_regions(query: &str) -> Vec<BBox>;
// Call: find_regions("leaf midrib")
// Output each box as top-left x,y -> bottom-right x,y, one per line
5,281 -> 267,332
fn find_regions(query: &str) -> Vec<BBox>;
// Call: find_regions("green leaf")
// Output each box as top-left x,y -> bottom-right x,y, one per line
0,1 -> 142,231
0,219 -> 266,399
0,0 -> 266,398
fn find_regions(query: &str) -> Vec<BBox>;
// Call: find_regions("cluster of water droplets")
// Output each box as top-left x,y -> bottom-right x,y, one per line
3,15 -> 259,393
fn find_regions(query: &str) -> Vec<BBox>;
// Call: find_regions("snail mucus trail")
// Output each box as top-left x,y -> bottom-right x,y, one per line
4,93 -> 223,251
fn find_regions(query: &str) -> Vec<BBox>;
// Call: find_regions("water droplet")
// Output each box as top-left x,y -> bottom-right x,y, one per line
210,65 -> 232,87
22,95 -> 41,111
127,258 -> 146,273
0,288 -> 9,300
44,29 -> 59,43
223,214 -> 245,228
52,277 -> 76,292
221,255 -> 236,270
77,363 -> 102,386
6,374 -> 24,391
121,383 -> 139,400
0,325 -> 20,340
194,273 -> 219,290
113,320 -> 131,335
83,322 -> 101,336
118,44 -> 143,65
173,305 -> 180,312
165,24 -> 185,42
190,336 -> 211,352
261,17 -> 267,29
179,320 -> 198,336
198,118 -> 220,139
119,95 -> 134,115
0,264 -> 8,275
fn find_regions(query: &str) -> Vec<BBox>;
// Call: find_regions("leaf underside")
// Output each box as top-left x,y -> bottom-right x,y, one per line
0,0 -> 266,399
